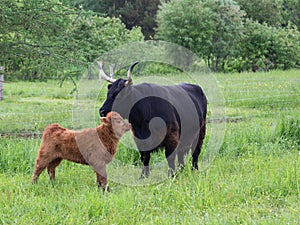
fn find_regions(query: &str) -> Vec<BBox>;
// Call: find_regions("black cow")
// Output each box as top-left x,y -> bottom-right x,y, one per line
98,62 -> 207,178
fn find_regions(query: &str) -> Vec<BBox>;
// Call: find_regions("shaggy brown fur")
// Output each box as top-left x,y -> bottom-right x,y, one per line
32,112 -> 131,190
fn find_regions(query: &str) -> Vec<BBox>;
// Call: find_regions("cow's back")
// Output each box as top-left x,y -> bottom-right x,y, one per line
178,83 -> 207,121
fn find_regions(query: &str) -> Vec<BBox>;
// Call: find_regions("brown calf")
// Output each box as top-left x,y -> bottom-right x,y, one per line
32,112 -> 131,190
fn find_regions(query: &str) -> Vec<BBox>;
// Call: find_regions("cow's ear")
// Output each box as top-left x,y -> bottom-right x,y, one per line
100,117 -> 110,125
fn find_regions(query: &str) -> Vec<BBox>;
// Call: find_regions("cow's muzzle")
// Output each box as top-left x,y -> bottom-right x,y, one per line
99,109 -> 108,117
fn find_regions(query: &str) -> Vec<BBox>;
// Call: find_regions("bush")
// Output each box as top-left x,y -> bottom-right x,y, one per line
227,20 -> 300,72
156,0 -> 244,72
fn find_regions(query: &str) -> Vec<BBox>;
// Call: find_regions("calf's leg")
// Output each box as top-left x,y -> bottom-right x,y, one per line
47,158 -> 62,181
95,166 -> 108,191
32,157 -> 53,183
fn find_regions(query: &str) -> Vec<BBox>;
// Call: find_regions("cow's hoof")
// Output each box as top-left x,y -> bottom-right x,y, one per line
192,163 -> 199,170
168,168 -> 176,178
178,164 -> 185,171
139,173 -> 149,179
140,166 -> 150,179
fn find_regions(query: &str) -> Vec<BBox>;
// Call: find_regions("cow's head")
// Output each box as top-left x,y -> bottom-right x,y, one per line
98,61 -> 139,117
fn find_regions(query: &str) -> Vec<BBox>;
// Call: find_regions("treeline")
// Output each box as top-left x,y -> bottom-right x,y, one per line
1,0 -> 300,80
71,0 -> 300,72
0,0 -> 143,80
66,0 -> 300,72
156,0 -> 300,72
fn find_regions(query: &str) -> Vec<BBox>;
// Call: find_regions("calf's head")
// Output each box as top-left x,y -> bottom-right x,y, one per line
98,61 -> 138,117
101,111 -> 132,139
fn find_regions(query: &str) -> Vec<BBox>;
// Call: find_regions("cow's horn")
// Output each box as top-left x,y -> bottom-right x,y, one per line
109,65 -> 114,79
97,61 -> 116,83
126,61 -> 139,85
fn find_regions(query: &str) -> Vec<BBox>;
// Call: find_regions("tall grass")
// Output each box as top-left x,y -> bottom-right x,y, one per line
0,138 -> 38,174
1,152 -> 299,224
275,116 -> 300,147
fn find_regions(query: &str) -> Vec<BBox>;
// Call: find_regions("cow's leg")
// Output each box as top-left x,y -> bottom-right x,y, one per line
192,120 -> 206,170
165,146 -> 176,177
140,151 -> 150,178
46,158 -> 62,181
192,142 -> 201,170
177,146 -> 190,170
165,126 -> 179,177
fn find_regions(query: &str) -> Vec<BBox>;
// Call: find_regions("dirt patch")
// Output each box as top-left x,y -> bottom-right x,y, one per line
1,132 -> 41,139
208,116 -> 245,124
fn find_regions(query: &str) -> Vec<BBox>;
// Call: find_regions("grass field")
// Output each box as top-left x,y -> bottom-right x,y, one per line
0,70 -> 299,224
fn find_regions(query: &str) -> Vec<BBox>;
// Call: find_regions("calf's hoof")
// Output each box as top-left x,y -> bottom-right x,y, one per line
31,176 -> 37,184
97,182 -> 109,192
103,186 -> 110,192
99,185 -> 110,192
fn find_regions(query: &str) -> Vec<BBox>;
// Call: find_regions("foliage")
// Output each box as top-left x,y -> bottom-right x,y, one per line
156,0 -> 300,72
235,0 -> 284,26
68,14 -> 143,62
0,0 -> 143,81
72,0 -> 162,39
282,0 -> 300,30
236,0 -> 300,30
2,0 -> 300,78
228,20 -> 300,72
156,0 -> 245,72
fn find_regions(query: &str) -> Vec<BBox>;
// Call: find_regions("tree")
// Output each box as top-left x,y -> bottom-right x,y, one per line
235,0 -> 284,27
236,0 -> 300,30
156,0 -> 300,72
74,0 -> 162,39
156,0 -> 244,71
229,19 -> 300,72
0,0 -> 143,80
282,0 -> 300,30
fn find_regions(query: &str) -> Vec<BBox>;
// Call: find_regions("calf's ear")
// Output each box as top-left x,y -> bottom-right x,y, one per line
100,117 -> 110,125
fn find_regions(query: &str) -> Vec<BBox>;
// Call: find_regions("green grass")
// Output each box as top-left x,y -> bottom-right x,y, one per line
0,80 -> 75,133
1,153 -> 299,224
0,70 -> 299,224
